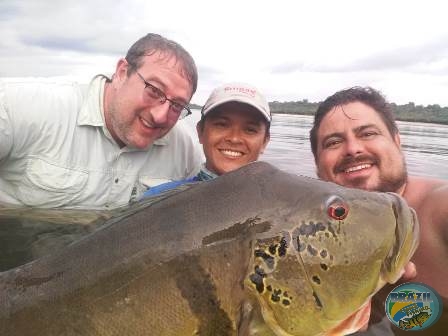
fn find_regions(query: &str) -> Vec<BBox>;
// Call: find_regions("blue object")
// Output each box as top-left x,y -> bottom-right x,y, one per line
142,177 -> 198,198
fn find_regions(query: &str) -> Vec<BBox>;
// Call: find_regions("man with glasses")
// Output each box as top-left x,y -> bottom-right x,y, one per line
0,33 -> 203,209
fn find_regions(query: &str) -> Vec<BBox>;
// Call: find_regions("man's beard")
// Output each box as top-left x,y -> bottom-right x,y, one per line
375,164 -> 408,192
335,155 -> 408,193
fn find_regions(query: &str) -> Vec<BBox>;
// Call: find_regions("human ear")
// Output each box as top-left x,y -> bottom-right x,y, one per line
113,58 -> 129,86
196,122 -> 204,145
260,134 -> 270,154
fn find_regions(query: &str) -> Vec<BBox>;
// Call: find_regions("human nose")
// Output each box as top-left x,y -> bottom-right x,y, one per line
225,127 -> 243,143
149,102 -> 170,124
344,137 -> 364,156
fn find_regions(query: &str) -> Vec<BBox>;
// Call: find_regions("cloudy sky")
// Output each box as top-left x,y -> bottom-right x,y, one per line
1,0 -> 447,106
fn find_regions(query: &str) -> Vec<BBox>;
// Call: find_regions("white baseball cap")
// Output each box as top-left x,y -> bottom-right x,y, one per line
201,82 -> 271,122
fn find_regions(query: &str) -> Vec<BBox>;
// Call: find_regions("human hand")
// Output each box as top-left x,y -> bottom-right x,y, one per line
400,261 -> 416,281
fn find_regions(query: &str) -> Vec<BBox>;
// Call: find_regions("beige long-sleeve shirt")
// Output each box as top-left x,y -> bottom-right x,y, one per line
0,75 -> 203,209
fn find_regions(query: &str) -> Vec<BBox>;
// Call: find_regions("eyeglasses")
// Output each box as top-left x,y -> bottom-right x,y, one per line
136,71 -> 192,119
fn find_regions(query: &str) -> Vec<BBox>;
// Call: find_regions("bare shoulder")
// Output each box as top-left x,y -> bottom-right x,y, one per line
422,180 -> 448,220
404,176 -> 447,207
405,176 -> 448,239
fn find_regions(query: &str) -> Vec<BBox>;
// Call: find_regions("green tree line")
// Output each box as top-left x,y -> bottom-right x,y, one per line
269,100 -> 448,124
191,100 -> 448,125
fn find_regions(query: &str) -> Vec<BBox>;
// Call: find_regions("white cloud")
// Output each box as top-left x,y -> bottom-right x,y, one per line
1,0 -> 447,106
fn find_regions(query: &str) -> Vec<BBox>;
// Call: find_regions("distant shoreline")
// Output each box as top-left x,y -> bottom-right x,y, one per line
268,111 -> 448,126
190,101 -> 448,125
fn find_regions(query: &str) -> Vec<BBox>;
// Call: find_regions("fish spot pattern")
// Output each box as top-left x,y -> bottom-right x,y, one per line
292,220 -> 347,267
248,233 -> 293,308
313,291 -> 323,309
312,275 -> 321,285
270,288 -> 292,306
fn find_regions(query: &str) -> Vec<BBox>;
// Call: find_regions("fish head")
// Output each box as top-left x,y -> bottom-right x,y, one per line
245,181 -> 419,336
416,311 -> 431,324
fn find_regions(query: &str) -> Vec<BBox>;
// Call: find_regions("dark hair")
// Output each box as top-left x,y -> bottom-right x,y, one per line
125,33 -> 198,94
309,86 -> 398,160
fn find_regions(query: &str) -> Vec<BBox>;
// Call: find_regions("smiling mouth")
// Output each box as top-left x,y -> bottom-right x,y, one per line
344,163 -> 372,173
219,149 -> 243,157
139,116 -> 156,129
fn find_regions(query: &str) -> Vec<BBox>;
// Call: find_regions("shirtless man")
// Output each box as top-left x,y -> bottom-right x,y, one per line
309,86 -> 447,334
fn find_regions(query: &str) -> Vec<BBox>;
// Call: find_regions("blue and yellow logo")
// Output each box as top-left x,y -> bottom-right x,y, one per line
385,282 -> 443,331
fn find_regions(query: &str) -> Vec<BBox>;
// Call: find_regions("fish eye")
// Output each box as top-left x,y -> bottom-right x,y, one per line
325,196 -> 349,220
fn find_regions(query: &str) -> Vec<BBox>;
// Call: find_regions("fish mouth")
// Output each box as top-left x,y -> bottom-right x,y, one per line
381,192 -> 420,283
408,207 -> 420,258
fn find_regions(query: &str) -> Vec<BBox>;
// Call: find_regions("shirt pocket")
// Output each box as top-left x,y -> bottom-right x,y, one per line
17,158 -> 88,207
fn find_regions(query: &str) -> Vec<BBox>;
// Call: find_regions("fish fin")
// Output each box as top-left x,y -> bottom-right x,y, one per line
381,193 -> 419,283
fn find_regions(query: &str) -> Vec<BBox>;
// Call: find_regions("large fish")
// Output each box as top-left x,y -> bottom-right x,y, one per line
0,162 -> 418,336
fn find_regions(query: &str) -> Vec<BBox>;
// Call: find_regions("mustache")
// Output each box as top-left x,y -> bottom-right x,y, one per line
334,155 -> 378,173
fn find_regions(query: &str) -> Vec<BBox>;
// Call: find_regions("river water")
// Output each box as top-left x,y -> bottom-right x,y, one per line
185,112 -> 448,180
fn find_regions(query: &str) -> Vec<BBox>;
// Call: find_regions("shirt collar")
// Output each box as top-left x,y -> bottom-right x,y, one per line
197,163 -> 219,181
77,74 -> 108,127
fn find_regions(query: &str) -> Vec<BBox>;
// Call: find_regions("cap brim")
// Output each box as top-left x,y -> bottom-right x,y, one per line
202,97 -> 271,122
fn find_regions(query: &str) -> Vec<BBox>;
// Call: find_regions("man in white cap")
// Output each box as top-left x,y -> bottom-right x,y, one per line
142,82 -> 271,196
